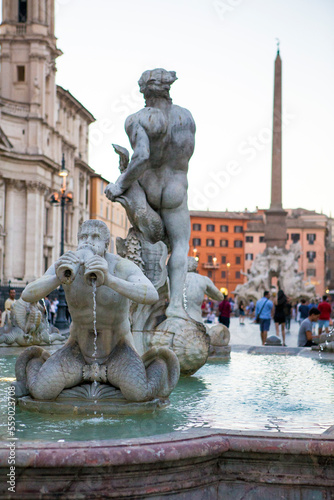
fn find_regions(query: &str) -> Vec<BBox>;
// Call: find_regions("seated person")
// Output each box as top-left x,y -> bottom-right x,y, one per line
297,307 -> 320,347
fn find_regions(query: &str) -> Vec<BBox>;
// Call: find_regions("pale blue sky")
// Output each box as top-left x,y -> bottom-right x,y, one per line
5,0 -> 334,214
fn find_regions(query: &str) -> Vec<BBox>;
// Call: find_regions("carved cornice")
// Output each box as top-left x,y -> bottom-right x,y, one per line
5,179 -> 26,191
26,181 -> 48,194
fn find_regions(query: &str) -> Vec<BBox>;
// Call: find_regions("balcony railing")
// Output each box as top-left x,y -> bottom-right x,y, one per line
202,263 -> 219,269
16,24 -> 26,35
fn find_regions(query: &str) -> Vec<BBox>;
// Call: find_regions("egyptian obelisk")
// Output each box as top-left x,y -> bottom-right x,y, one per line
264,42 -> 287,248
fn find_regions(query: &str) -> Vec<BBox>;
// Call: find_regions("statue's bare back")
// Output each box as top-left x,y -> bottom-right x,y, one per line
125,105 -> 195,211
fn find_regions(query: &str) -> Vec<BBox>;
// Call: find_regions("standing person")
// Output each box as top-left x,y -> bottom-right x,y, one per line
218,295 -> 231,328
50,299 -> 57,325
298,308 -> 320,347
0,289 -> 16,327
238,301 -> 245,325
284,299 -> 292,334
274,289 -> 288,346
298,299 -> 309,324
44,296 -> 51,323
318,295 -> 332,335
248,300 -> 255,318
255,291 -> 274,345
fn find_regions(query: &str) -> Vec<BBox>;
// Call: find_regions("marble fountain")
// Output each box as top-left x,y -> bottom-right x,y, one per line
0,69 -> 333,499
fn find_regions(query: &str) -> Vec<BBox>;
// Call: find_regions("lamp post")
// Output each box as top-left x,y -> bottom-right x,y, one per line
213,256 -> 217,285
54,154 -> 70,330
226,262 -> 230,294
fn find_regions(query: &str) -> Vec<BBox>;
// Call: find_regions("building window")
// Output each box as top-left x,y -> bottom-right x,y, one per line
235,271 -> 241,279
207,255 -> 213,263
100,180 -> 104,195
236,256 -> 241,264
193,223 -> 201,231
17,66 -> 25,82
307,233 -> 316,245
234,225 -> 243,233
193,238 -> 201,247
246,236 -> 253,243
106,206 -> 109,219
245,253 -> 254,261
206,239 -> 215,247
259,236 -> 265,243
220,225 -> 228,232
100,201 -> 103,216
221,255 -> 226,264
18,0 -> 28,22
307,251 -> 316,263
208,270 -> 213,278
207,224 -> 215,232
220,239 -> 228,247
234,240 -> 243,248
291,233 -> 300,243
307,269 -> 316,277
221,271 -> 226,278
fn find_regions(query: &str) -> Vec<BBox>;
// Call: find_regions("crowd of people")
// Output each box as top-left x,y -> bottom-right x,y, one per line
201,292 -> 333,348
1,287 -> 332,349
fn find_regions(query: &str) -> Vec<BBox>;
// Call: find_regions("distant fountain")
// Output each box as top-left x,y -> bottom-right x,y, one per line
234,242 -> 316,304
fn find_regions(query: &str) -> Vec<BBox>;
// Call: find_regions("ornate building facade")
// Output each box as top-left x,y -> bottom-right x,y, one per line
90,174 -> 129,254
0,0 -> 95,286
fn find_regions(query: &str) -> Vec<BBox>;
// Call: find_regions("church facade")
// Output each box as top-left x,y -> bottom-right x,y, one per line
0,0 -> 95,286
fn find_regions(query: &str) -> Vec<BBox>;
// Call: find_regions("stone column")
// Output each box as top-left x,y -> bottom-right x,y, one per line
265,48 -> 287,250
32,0 -> 40,23
271,51 -> 282,210
24,182 -> 47,281
4,180 -> 26,282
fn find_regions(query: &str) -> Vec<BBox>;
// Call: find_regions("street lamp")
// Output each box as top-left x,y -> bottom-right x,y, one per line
51,154 -> 72,330
226,262 -> 231,294
213,256 -> 217,284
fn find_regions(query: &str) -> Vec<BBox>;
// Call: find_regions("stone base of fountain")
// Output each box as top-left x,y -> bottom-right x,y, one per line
17,383 -> 169,415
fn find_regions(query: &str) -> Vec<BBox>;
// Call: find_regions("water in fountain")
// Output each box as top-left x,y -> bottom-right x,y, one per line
92,279 -> 98,413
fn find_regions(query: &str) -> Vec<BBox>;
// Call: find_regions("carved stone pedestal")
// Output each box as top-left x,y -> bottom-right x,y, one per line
17,383 -> 169,416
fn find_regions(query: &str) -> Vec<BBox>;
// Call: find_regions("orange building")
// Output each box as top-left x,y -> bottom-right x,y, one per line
90,174 -> 129,253
191,208 -> 329,297
189,211 -> 249,294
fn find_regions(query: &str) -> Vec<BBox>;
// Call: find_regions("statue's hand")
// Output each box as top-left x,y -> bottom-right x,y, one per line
84,255 -> 109,286
105,182 -> 125,202
55,251 -> 81,284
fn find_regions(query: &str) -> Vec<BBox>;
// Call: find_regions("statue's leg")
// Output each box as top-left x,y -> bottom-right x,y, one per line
117,182 -> 166,244
106,340 -> 179,401
15,340 -> 85,400
161,199 -> 190,319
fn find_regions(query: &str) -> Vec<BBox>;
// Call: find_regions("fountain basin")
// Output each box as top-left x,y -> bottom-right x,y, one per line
17,395 -> 169,416
0,430 -> 334,498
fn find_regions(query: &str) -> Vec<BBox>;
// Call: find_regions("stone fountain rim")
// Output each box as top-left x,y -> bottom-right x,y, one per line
0,428 -> 334,468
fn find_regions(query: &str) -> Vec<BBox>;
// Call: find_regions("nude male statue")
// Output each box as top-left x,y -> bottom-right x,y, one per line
185,257 -> 224,324
105,68 -> 196,321
15,220 -> 179,401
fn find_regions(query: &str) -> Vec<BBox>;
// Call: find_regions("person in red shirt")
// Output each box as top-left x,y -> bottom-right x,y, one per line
218,295 -> 231,328
318,295 -> 332,335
